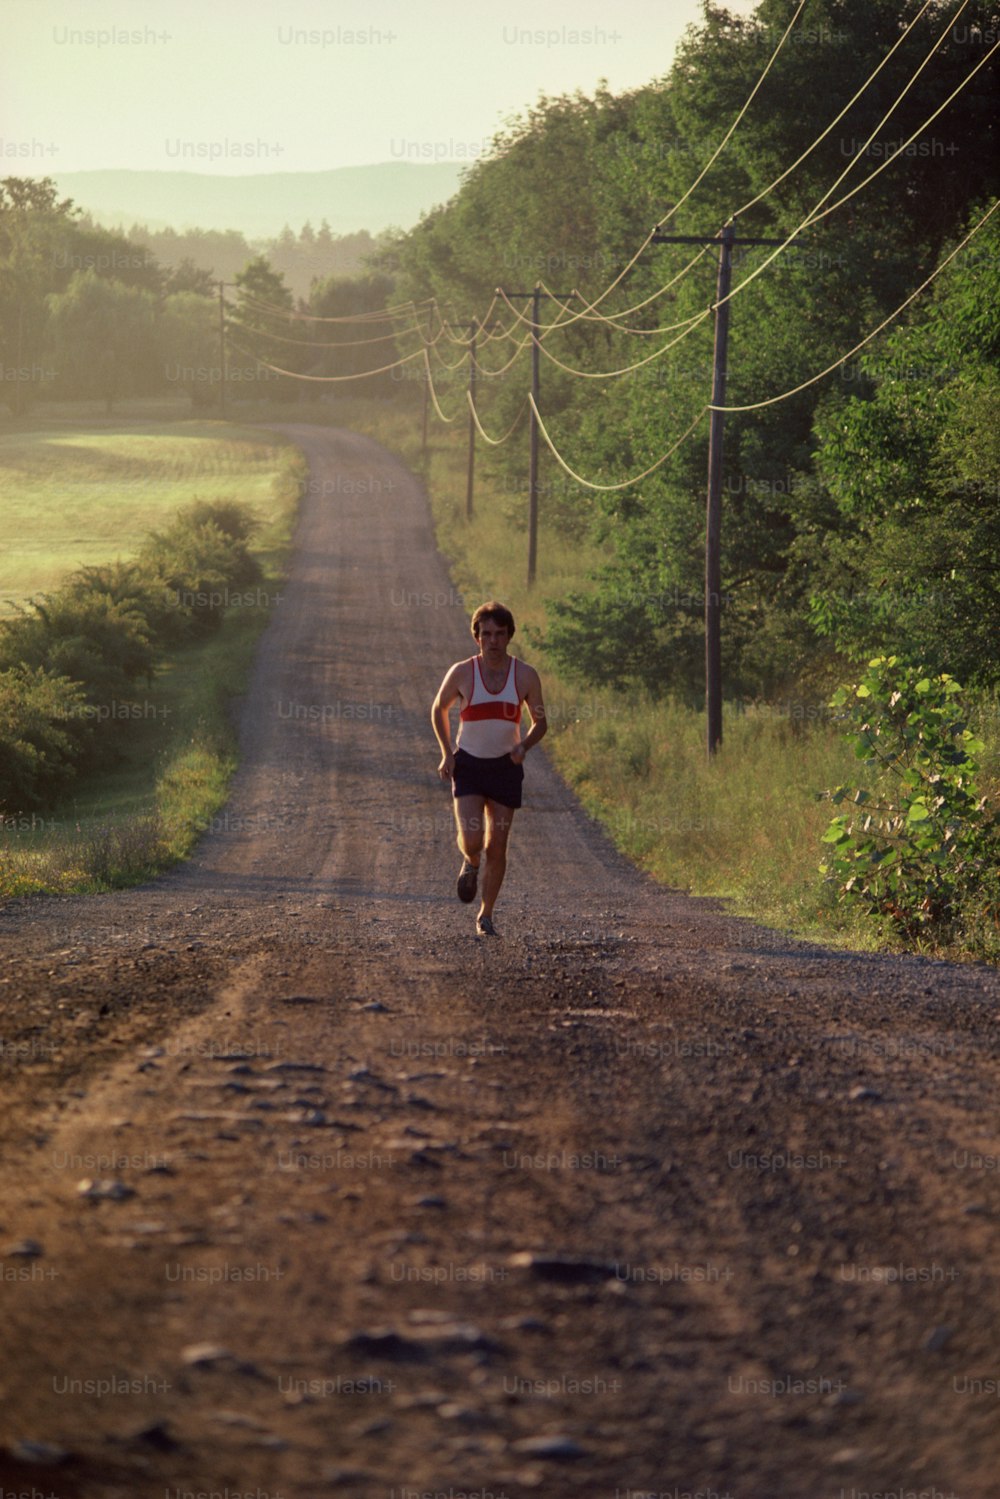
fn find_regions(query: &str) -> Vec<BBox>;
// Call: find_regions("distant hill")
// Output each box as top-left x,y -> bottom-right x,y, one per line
53,163 -> 466,237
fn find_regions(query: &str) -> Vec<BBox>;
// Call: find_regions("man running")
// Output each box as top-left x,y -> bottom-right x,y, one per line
431,601 -> 547,936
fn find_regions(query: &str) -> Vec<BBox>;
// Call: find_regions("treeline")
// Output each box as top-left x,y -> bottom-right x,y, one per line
0,178 -> 400,412
125,221 -> 383,300
0,501 -> 261,813
387,0 -> 1000,701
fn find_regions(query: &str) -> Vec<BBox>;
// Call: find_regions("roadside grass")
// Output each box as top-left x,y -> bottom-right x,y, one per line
296,392 -> 998,958
551,696 -> 881,950
0,400 -> 305,897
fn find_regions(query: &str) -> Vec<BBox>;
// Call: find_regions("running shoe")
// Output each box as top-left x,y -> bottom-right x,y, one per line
476,913 -> 498,937
457,859 -> 479,903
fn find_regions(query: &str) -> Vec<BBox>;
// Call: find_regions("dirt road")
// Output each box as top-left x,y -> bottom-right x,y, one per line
1,426 -> 998,1499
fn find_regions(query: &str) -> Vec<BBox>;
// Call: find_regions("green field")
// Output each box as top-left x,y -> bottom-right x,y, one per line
0,409 -> 294,608
0,400 -> 305,896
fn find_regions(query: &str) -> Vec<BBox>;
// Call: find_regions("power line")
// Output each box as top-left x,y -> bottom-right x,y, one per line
713,197 -> 999,412
433,303 -> 527,352
428,341 -> 472,374
719,29 -> 1000,314
656,0 -> 809,233
225,2 -> 983,381
803,34 -> 1000,230
422,346 -> 463,424
470,331 -> 535,378
577,0 -> 808,320
494,250 -> 712,339
528,307 -> 712,380
233,149 -> 995,410
465,390 -> 529,447
227,290 -> 456,363
233,291 -> 436,324
322,3 -> 995,767
458,1 -> 809,347
478,314 -> 522,346
227,338 -> 426,382
528,394 -> 708,493
480,0 -> 975,343
225,11 -> 995,451
509,200 -> 997,512
731,0 -> 946,223
437,294 -> 502,343
228,321 -> 426,349
536,249 -> 716,336
242,0 -> 962,381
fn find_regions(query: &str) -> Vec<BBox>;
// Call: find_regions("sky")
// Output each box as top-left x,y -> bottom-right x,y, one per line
1,0 -> 758,176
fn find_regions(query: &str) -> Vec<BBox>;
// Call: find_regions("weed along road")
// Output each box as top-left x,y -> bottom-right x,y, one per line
1,425 -> 998,1498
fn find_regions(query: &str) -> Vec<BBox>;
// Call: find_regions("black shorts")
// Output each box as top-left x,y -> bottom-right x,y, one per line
451,747 -> 524,809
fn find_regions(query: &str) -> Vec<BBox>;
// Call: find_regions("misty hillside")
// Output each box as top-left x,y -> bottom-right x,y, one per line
54,162 -> 465,237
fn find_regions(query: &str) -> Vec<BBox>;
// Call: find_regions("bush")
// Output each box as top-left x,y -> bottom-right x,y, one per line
140,501 -> 262,639
63,560 -> 178,643
0,593 -> 156,740
178,498 -> 259,546
0,498 -> 265,817
0,665 -> 86,812
820,656 -> 1000,951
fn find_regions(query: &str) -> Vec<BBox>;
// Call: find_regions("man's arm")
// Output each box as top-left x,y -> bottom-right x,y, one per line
431,661 -> 470,780
510,663 -> 547,765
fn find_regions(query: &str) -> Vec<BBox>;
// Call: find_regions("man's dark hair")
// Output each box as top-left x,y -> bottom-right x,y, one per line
471,600 -> 515,640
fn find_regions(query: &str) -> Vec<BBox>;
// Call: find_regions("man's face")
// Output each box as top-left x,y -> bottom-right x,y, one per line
477,619 -> 510,657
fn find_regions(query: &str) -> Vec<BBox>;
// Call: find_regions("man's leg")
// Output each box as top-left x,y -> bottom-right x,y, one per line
479,800 -> 516,919
454,795 -> 486,867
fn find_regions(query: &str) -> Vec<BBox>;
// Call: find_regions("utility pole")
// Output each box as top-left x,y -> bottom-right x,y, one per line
466,318 -> 477,520
218,280 -> 227,418
652,226 -> 784,757
14,300 -> 24,418
705,225 -> 734,763
498,284 -> 575,586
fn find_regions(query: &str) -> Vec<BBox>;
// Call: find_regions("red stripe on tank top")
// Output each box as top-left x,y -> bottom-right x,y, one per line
459,701 -> 522,722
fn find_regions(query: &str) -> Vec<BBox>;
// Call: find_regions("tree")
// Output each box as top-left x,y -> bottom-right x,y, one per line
0,177 -> 76,413
164,258 -> 215,297
160,289 -> 218,408
46,269 -> 159,410
307,269 -> 400,395
384,3 -> 998,704
229,255 -> 298,401
808,208 -> 1000,686
1,181 -> 167,414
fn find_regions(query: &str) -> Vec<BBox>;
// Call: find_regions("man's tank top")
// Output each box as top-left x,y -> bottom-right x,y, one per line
456,655 -> 523,758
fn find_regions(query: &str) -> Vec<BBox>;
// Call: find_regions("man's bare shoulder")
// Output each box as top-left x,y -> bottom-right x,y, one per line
515,658 -> 543,692
436,656 -> 475,703
448,656 -> 476,685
